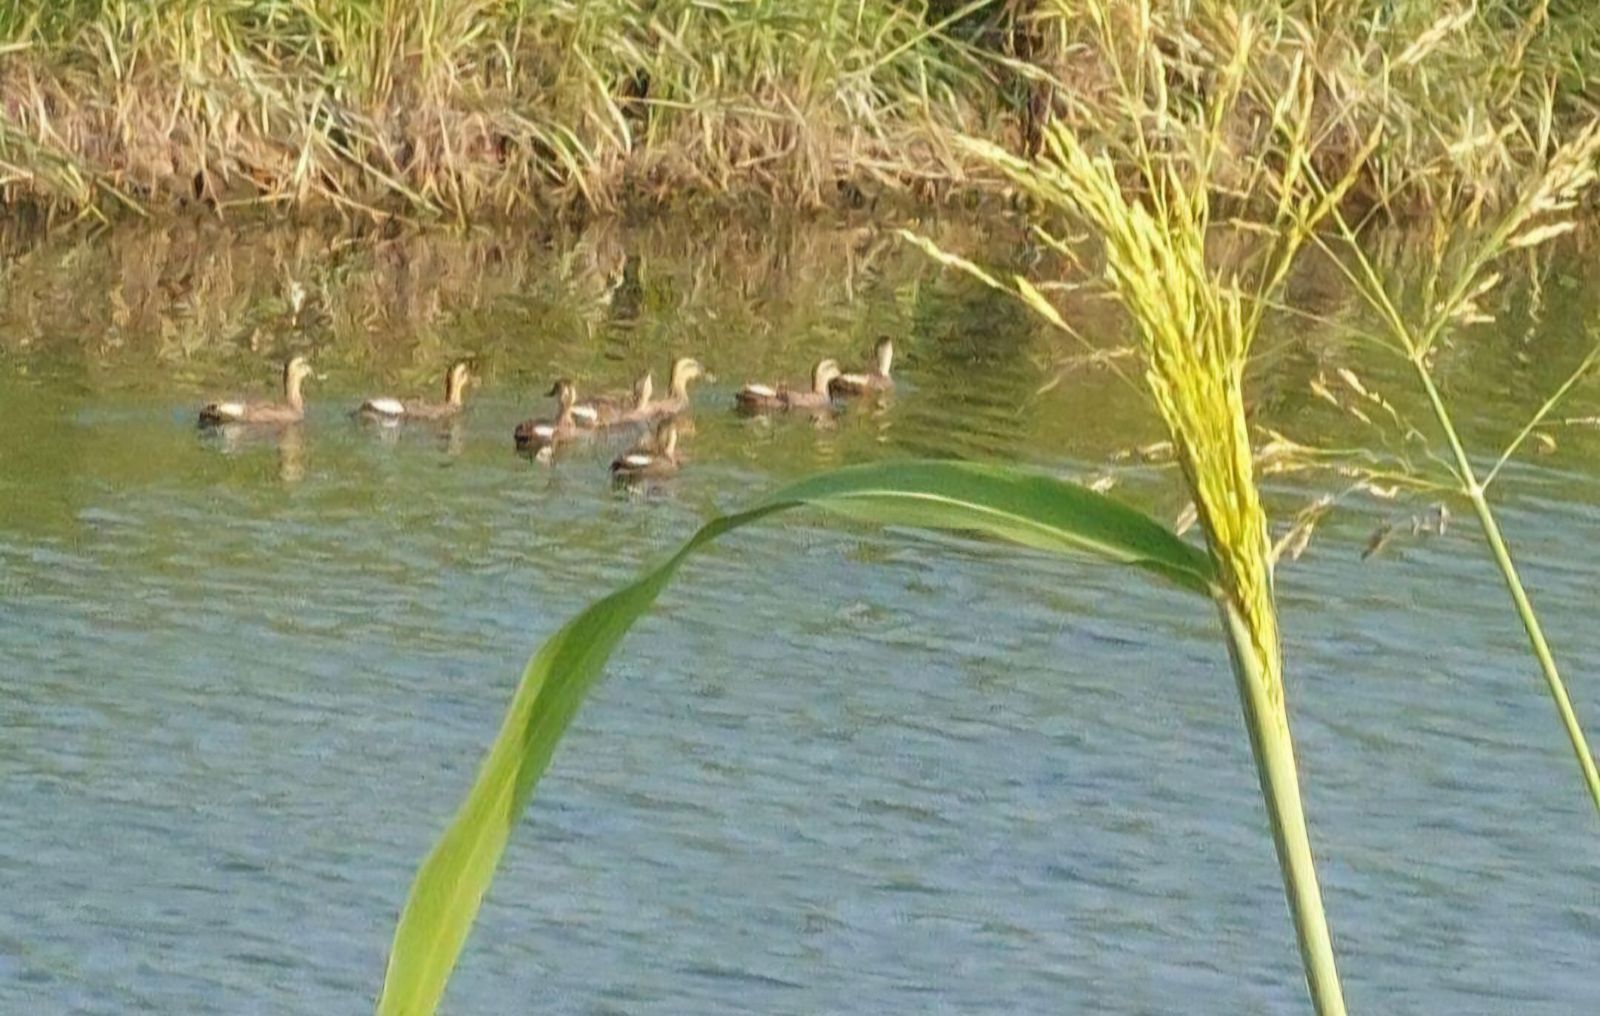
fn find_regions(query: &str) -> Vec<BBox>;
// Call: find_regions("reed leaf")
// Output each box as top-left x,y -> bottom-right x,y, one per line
376,459 -> 1214,1016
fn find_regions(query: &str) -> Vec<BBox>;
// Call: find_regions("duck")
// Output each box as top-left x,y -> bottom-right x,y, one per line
573,372 -> 654,428
355,360 -> 473,422
198,356 -> 314,426
735,358 -> 842,413
829,336 -> 895,396
611,419 -> 681,481
643,357 -> 708,420
513,379 -> 583,452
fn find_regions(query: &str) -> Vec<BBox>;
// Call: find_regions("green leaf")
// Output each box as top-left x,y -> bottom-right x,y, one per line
375,459 -> 1214,1016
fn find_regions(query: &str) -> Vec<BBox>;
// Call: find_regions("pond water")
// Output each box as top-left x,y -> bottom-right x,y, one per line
1,217 -> 1597,1014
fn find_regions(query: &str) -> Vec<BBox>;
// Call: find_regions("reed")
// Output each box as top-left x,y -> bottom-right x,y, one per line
933,9 -> 1377,1009
1305,100 -> 1600,815
927,9 -> 1600,1007
5,1 -> 1600,220
0,0 -> 997,220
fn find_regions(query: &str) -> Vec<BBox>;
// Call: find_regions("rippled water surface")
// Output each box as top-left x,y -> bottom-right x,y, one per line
2,219 -> 1598,1014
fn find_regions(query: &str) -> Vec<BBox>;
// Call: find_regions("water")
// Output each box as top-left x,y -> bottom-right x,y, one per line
2,218 -> 1597,1014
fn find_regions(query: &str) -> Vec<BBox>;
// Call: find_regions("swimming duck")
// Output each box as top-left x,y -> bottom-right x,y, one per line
355,360 -> 473,422
198,356 -> 314,426
513,379 -> 583,452
735,358 -> 842,412
643,357 -> 708,420
611,419 -> 680,480
829,336 -> 895,396
574,372 -> 654,428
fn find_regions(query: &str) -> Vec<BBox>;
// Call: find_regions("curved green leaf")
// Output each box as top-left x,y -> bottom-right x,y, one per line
375,459 -> 1214,1016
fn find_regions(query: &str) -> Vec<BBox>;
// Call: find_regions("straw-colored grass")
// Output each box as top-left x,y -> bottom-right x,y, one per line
0,0 -> 1002,220
4,1 -> 1600,221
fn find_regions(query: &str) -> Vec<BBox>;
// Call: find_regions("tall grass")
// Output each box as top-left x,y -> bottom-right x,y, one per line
5,1 -> 1600,219
925,7 -> 1600,1002
0,0 -> 998,219
1305,103 -> 1600,814
945,10 -> 1370,1007
968,1 -> 1600,816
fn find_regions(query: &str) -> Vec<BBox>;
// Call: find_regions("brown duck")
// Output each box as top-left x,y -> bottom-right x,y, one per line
829,336 -> 895,396
611,419 -> 681,481
643,357 -> 708,420
735,358 -> 842,412
574,372 -> 654,428
356,361 -> 473,422
199,356 -> 314,426
513,379 -> 583,452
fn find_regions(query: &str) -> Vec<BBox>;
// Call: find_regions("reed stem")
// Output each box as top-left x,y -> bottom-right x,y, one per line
1409,361 -> 1600,815
1220,599 -> 1347,1016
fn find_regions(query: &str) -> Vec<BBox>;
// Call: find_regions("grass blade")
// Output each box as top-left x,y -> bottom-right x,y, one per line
375,459 -> 1213,1016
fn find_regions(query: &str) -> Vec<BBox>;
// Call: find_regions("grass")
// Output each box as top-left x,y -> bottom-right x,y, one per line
374,460 -> 1223,1015
0,0 -> 1002,220
4,1 -> 1600,221
1305,109 -> 1600,814
911,1 -> 1600,1006
945,11 -> 1366,1007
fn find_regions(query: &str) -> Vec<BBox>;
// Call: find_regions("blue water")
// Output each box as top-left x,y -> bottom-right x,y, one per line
1,221 -> 1596,1013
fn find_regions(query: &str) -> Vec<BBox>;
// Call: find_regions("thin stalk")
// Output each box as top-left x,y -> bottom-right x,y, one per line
1483,341 -> 1600,491
1409,362 -> 1600,814
1220,599 -> 1346,1016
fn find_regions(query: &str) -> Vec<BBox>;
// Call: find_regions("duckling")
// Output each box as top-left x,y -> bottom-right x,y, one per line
513,379 -> 583,452
829,336 -> 895,396
735,358 -> 842,413
643,357 -> 708,420
611,419 -> 681,481
199,356 -> 314,426
573,372 -> 654,428
356,360 -> 473,422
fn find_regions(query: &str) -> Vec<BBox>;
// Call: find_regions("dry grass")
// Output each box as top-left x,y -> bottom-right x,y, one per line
0,0 -> 1008,221
2,1 -> 1599,222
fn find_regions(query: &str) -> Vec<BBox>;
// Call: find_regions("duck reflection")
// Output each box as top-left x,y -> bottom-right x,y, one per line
202,420 -> 307,484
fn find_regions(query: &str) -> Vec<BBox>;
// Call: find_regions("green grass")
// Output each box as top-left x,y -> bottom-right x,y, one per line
4,1 -> 1600,220
375,460 -> 1220,1015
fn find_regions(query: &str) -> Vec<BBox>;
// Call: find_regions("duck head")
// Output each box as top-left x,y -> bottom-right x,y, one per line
283,356 -> 315,405
445,360 -> 473,405
873,336 -> 894,376
811,358 -> 842,394
547,378 -> 577,409
668,357 -> 707,397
